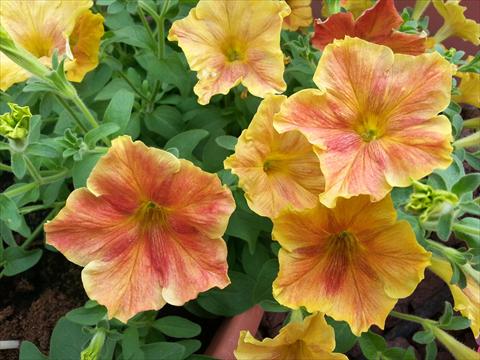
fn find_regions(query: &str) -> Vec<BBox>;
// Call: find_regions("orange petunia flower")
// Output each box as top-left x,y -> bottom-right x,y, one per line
272,195 -> 431,335
0,0 -> 104,90
167,0 -> 290,105
224,95 -> 324,218
283,0 -> 313,31
234,312 -> 347,360
312,0 -> 426,55
322,0 -> 375,18
275,37 -> 453,208
45,136 -> 235,322
453,71 -> 480,108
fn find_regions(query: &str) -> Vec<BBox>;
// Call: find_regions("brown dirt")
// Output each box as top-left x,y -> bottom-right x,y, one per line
0,251 -> 87,359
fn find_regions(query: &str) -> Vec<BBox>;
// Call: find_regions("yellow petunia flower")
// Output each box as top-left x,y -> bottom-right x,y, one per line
429,256 -> 480,338
168,0 -> 290,105
234,312 -> 347,360
0,0 -> 104,91
224,94 -> 324,218
272,195 -> 431,335
453,71 -> 480,108
283,0 -> 313,31
432,0 -> 480,45
274,37 -> 453,208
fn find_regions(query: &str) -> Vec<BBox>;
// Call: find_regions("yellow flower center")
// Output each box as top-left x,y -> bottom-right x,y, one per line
330,231 -> 359,254
263,158 -> 283,174
355,113 -> 385,142
136,201 -> 169,229
226,48 -> 243,62
222,38 -> 246,63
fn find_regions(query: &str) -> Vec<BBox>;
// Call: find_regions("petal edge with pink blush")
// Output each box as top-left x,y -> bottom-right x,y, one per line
45,136 -> 235,322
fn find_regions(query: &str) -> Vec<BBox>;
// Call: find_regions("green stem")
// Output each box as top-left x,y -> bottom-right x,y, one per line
0,163 -> 12,172
54,95 -> 88,133
137,6 -> 157,51
412,0 -> 431,20
461,263 -> 480,284
453,132 -> 480,149
2,168 -> 68,198
70,93 -> 99,130
21,206 -> 60,249
117,71 -> 150,102
452,222 -> 480,236
431,326 -> 479,360
23,155 -> 43,184
389,310 -> 435,326
20,201 -> 65,215
325,0 -> 341,16
463,117 -> 480,129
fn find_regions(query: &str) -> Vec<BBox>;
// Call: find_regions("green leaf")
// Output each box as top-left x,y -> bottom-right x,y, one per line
241,243 -> 271,277
441,316 -> 471,330
412,329 -> 435,344
425,341 -> 438,360
103,89 -> 135,134
49,317 -> 92,360
27,143 -> 59,158
144,105 -> 183,139
0,194 -> 22,230
358,331 -> 387,360
459,201 -> 480,215
253,259 -> 278,303
112,25 -> 155,49
141,342 -> 185,360
326,317 -> 357,354
215,135 -> 237,151
437,212 -> 453,241
164,129 -> 209,161
152,316 -> 201,338
197,271 -> 255,317
438,302 -> 453,326
19,341 -> 47,360
122,327 -> 144,360
65,305 -> 107,325
72,153 -> 102,188
3,247 -> 43,276
452,173 -> 480,198
11,152 -> 26,179
84,123 -> 120,148
176,339 -> 201,358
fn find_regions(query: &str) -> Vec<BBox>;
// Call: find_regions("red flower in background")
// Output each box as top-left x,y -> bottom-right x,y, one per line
312,0 -> 426,55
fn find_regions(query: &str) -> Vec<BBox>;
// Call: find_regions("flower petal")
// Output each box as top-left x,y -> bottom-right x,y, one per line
453,71 -> 480,108
283,0 -> 313,31
225,94 -> 324,217
272,196 -> 430,335
168,0 -> 289,104
313,0 -> 426,55
46,136 -> 234,322
235,313 -> 347,360
66,10 -> 104,82
0,52 -> 30,91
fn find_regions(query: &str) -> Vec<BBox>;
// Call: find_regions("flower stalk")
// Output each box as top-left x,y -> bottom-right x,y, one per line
412,0 -> 432,20
463,117 -> 480,129
453,132 -> 480,149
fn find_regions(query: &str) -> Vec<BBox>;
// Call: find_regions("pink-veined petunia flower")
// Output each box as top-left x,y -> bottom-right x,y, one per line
0,0 -> 104,90
313,0 -> 426,55
234,312 -> 347,360
283,0 -> 313,31
45,136 -> 235,322
167,0 -> 290,105
274,36 -> 453,208
224,94 -> 324,218
272,195 -> 431,335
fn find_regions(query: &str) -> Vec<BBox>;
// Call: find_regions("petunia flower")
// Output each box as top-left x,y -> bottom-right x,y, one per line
234,312 -> 347,360
275,37 -> 453,208
45,136 -> 235,322
429,256 -> 479,338
224,95 -> 324,218
432,0 -> 480,46
313,0 -> 427,55
283,0 -> 313,31
167,0 -> 290,105
272,195 -> 431,335
0,0 -> 104,91
453,71 -> 480,108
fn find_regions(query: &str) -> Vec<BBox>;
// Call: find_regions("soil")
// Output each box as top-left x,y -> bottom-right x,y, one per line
0,251 -> 87,360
